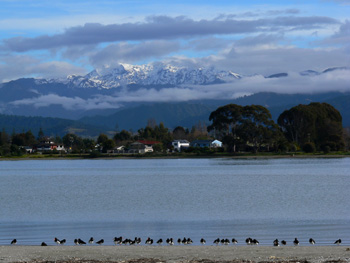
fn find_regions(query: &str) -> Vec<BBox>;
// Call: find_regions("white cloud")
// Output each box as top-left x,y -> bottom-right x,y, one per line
0,54 -> 86,82
9,69 -> 350,110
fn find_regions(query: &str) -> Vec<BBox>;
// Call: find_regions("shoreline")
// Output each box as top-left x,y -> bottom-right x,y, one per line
1,245 -> 349,263
0,153 -> 349,161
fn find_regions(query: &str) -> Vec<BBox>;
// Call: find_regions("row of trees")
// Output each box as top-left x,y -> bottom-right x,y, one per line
208,102 -> 346,153
0,102 -> 348,156
0,121 -> 211,156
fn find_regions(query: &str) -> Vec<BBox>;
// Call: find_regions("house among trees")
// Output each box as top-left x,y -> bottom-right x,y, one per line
190,139 -> 222,148
110,145 -> 126,154
128,140 -> 161,154
34,138 -> 66,153
172,140 -> 190,152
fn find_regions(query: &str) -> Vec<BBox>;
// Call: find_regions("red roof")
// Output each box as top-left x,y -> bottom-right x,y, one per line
138,140 -> 161,145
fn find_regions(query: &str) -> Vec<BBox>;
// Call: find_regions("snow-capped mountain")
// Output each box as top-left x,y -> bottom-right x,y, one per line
67,63 -> 242,89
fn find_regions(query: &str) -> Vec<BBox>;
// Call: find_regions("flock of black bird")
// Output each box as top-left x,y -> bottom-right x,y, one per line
9,237 -> 343,246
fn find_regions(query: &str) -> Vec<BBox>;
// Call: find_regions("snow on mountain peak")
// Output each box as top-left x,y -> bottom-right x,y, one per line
67,62 -> 241,89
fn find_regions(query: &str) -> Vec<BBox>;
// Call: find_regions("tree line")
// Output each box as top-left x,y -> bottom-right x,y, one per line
208,102 -> 347,153
0,102 -> 348,156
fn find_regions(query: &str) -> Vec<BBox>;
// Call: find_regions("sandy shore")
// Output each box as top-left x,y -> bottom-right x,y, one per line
1,246 -> 350,263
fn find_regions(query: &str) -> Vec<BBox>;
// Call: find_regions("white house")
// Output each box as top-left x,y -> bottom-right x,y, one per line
190,139 -> 223,148
172,140 -> 190,152
128,140 -> 161,154
211,140 -> 223,148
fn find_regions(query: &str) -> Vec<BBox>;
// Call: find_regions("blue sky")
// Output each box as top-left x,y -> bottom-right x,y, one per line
0,0 -> 349,83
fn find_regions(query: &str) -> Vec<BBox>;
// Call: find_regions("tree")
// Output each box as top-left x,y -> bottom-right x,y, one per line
208,104 -> 280,152
11,130 -> 37,146
37,128 -> 45,140
208,104 -> 242,152
0,129 -> 9,146
103,139 -> 116,151
278,103 -> 344,151
173,126 -> 187,140
82,138 -> 96,152
97,134 -> 109,145
114,130 -> 132,142
62,133 -> 84,152
239,105 -> 281,152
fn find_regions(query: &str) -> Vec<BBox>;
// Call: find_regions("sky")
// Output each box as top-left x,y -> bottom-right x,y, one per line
0,0 -> 350,103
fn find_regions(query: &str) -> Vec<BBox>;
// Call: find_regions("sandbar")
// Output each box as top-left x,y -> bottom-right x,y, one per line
1,245 -> 350,263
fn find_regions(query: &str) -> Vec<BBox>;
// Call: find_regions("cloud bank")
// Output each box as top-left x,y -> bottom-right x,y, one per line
10,69 -> 350,111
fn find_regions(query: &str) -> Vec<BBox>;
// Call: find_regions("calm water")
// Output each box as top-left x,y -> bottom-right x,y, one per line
0,157 -> 349,246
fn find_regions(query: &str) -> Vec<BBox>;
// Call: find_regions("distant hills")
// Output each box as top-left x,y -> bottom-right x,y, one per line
1,91 -> 349,137
0,63 -> 349,137
0,114 -> 107,137
79,92 -> 350,131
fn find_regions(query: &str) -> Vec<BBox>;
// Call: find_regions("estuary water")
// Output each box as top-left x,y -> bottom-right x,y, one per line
0,157 -> 349,246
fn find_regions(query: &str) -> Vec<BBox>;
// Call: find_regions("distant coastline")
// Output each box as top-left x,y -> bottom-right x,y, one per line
1,152 -> 349,160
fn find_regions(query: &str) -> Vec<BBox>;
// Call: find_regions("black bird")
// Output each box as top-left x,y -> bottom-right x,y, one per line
122,238 -> 131,245
135,237 -> 141,245
281,240 -> 287,246
246,237 -> 253,245
166,238 -> 174,245
145,237 -> 153,245
293,238 -> 299,246
334,239 -> 342,245
78,238 -> 86,245
273,239 -> 279,246
232,238 -> 238,244
156,238 -> 163,245
252,239 -> 259,245
41,242 -> 47,246
96,239 -> 104,245
213,238 -> 220,245
11,239 -> 17,245
89,237 -> 94,244
200,238 -> 206,245
309,238 -> 315,245
114,236 -> 122,245
222,238 -> 230,245
60,239 -> 66,245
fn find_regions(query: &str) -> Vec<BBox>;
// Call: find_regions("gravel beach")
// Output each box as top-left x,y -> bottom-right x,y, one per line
1,246 -> 350,263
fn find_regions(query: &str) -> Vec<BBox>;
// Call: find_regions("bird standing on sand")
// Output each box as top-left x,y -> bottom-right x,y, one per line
96,239 -> 104,245
145,237 -> 153,245
293,238 -> 299,246
78,238 -> 86,245
54,237 -> 60,245
246,237 -> 254,245
334,239 -> 342,245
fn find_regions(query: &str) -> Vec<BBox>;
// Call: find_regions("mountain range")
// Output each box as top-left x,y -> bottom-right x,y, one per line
0,63 -> 349,137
